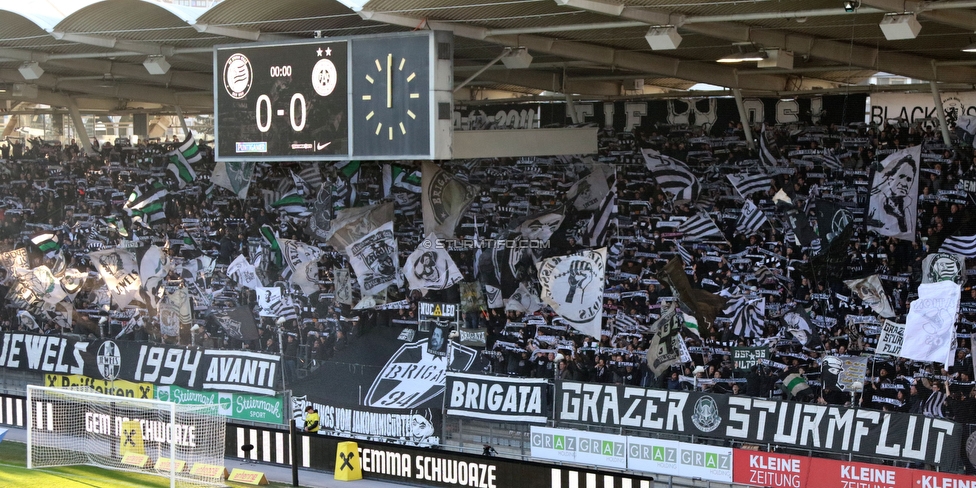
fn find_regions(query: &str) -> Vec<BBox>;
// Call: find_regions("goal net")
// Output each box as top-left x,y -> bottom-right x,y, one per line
27,385 -> 226,488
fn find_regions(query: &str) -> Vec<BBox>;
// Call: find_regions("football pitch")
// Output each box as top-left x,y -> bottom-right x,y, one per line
0,441 -> 293,488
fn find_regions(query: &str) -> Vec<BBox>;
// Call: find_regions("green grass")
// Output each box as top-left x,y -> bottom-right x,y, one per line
0,442 -> 295,488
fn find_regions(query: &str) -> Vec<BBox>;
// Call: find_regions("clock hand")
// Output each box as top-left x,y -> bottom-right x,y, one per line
386,53 -> 392,109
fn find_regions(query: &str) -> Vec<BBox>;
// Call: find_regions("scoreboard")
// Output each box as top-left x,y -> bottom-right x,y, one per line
214,31 -> 453,161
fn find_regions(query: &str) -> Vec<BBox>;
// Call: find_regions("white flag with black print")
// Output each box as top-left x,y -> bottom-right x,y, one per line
345,220 -> 399,296
679,212 -> 724,241
404,233 -> 464,292
281,238 -> 324,295
422,160 -> 479,239
641,148 -> 699,203
901,280 -> 960,364
227,253 -> 263,290
843,275 -> 896,318
505,282 -> 543,314
333,268 -> 353,306
736,200 -> 768,236
539,248 -> 607,339
256,286 -> 281,317
922,252 -> 965,284
90,248 -> 142,309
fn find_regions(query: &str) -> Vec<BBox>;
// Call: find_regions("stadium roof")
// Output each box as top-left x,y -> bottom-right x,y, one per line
2,0 -> 976,113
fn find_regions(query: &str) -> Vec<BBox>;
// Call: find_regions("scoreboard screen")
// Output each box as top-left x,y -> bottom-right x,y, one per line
214,40 -> 350,161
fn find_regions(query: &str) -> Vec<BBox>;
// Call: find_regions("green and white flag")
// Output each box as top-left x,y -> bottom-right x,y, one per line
166,131 -> 202,188
683,312 -> 701,339
211,161 -> 255,199
783,373 -> 809,398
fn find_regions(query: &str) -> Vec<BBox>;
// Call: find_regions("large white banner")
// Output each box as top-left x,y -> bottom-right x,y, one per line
530,426 -> 627,470
627,436 -> 732,483
901,281 -> 960,364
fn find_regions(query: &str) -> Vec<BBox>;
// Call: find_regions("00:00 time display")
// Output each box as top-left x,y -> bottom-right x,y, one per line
255,93 -> 306,133
269,65 -> 292,77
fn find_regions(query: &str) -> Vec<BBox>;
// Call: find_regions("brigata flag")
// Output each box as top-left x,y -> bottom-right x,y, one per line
89,248 -> 142,308
538,248 -> 607,339
422,161 -> 479,239
404,233 -> 464,292
901,280 -> 960,364
866,145 -> 921,241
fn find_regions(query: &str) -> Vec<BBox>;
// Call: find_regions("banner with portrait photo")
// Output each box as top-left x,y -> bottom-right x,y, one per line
901,281 -> 960,364
921,252 -> 965,285
866,145 -> 921,241
256,286 -> 281,317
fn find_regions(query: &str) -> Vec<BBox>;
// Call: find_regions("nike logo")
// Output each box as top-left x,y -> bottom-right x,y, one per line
316,142 -> 331,150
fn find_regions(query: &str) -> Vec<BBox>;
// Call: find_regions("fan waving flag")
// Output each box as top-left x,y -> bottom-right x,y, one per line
641,148 -> 699,203
166,131 -> 201,188
781,303 -> 822,349
280,239 -> 324,295
211,161 -> 255,199
679,212 -> 724,241
724,295 -> 765,339
759,124 -> 786,167
727,172 -> 772,198
227,254 -> 263,290
422,161 -> 479,239
124,180 -> 168,228
404,233 -> 464,292
940,233 -> 976,257
539,248 -> 607,339
901,281 -> 960,364
736,200 -> 768,236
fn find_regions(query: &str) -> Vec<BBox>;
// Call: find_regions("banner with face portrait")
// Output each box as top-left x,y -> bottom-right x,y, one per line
821,355 -> 868,392
844,275 -> 896,318
902,281 -> 960,364
333,268 -> 353,306
922,252 -> 965,285
256,286 -> 281,317
539,248 -> 607,339
866,145 -> 921,241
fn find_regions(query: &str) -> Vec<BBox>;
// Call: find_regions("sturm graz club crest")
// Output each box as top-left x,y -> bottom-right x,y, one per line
96,340 -> 122,381
691,395 -> 722,432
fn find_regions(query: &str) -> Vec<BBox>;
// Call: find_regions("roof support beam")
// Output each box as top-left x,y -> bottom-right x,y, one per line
358,10 -> 789,93
0,70 -> 212,109
474,69 -> 623,97
51,31 -> 180,57
555,0 -> 976,84
192,23 -> 294,42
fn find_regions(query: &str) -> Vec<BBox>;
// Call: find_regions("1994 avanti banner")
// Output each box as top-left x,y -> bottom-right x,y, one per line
0,332 -> 281,396
554,381 -> 961,470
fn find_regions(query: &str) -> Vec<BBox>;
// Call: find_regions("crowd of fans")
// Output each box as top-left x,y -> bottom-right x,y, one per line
0,115 -> 973,427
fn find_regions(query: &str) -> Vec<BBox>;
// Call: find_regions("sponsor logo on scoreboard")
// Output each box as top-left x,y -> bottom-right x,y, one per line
236,142 -> 267,153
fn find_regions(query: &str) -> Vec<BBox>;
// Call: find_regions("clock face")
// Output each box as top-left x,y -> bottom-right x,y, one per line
351,35 -> 432,158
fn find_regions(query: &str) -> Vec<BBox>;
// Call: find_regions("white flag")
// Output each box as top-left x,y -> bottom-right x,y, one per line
257,286 -> 281,317
539,248 -> 607,339
866,145 -> 921,241
227,254 -> 263,290
346,221 -> 399,296
281,239 -> 324,295
90,248 -> 142,309
901,281 -> 960,363
404,233 -> 464,292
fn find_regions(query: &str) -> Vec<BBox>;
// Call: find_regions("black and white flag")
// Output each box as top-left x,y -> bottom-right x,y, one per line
724,295 -> 765,339
213,305 -> 260,342
404,233 -> 464,292
679,212 -> 723,240
727,172 -> 772,198
780,303 -> 822,349
211,161 -> 255,199
940,233 -> 976,257
422,161 -> 479,239
539,248 -> 607,339
921,252 -> 965,284
642,148 -> 699,203
281,239 -> 324,295
227,254 -> 262,290
759,124 -> 786,167
736,200 -> 768,236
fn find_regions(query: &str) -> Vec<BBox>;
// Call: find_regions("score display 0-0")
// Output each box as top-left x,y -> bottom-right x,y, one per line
214,31 -> 451,162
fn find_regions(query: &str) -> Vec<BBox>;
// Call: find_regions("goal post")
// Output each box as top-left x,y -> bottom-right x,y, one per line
27,385 -> 226,488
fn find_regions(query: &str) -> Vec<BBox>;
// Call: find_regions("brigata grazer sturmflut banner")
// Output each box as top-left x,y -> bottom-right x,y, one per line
445,372 -> 548,424
0,332 -> 281,396
554,381 -> 961,470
